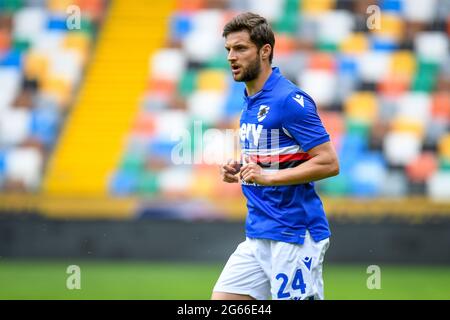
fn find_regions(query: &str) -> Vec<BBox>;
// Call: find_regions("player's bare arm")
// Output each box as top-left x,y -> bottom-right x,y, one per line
240,141 -> 339,186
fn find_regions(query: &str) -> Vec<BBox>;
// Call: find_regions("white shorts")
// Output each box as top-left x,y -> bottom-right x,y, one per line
213,231 -> 330,300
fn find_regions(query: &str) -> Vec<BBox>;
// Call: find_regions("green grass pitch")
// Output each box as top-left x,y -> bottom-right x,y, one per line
1,260 -> 449,299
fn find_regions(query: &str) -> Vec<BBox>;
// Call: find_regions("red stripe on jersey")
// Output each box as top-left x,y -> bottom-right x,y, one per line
249,152 -> 311,163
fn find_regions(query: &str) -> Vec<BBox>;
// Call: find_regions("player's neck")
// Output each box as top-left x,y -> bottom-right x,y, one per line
245,64 -> 272,97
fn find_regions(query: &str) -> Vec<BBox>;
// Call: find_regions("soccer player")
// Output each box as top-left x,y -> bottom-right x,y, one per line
212,12 -> 340,300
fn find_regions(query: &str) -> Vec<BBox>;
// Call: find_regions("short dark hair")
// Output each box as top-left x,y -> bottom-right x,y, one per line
222,12 -> 275,63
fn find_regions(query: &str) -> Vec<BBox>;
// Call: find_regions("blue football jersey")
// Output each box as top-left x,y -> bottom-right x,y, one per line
239,67 -> 331,245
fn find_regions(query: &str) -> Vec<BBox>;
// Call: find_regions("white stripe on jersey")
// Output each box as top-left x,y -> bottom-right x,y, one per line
243,145 -> 302,156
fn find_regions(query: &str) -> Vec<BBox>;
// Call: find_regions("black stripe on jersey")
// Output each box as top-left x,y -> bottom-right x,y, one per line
257,159 -> 308,170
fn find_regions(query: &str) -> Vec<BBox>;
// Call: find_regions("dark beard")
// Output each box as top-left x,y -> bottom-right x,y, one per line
237,57 -> 261,82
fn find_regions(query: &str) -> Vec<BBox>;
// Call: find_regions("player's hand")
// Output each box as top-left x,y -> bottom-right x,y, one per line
240,157 -> 270,185
221,159 -> 241,183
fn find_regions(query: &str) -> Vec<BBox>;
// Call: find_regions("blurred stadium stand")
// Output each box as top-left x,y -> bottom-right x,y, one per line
1,0 -> 450,226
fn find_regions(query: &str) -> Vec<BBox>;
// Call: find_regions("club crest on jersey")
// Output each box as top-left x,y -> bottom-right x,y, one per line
257,105 -> 270,122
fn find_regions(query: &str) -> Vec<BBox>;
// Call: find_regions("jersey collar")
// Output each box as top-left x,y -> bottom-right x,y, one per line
244,67 -> 282,100
262,67 -> 282,92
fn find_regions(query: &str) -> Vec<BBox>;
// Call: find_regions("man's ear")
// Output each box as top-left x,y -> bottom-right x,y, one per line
260,44 -> 272,61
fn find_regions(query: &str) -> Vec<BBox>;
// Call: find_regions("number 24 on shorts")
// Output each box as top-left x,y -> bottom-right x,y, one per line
276,269 -> 306,299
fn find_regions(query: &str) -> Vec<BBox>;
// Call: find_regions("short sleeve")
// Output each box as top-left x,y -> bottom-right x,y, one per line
281,91 -> 330,152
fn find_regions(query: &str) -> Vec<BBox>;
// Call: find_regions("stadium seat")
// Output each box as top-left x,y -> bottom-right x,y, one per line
176,0 -> 205,12
157,167 -> 193,197
177,69 -> 198,98
31,30 -> 64,54
24,50 -> 49,81
403,0 -> 437,23
425,118 -> 448,147
350,152 -> 387,197
298,70 -> 336,107
319,111 -> 344,144
308,52 -> 336,71
47,49 -> 82,85
248,0 -> 284,22
30,104 -> 60,148
62,32 -> 91,63
438,134 -> 450,160
358,51 -> 391,82
302,0 -> 335,15
370,35 -> 399,52
197,69 -> 228,92
12,36 -> 31,53
47,15 -> 67,31
390,50 -> 416,78
411,59 -> 439,92
344,91 -> 378,125
47,0 -> 74,14
110,171 -> 138,196
153,110 -> 189,139
131,112 -> 156,138
397,92 -> 431,124
372,13 -> 404,41
77,0 -> 105,21
391,117 -> 425,138
183,29 -> 222,63
274,33 -> 296,56
317,10 -> 355,46
151,49 -> 186,82
381,169 -> 408,197
427,171 -> 450,201
187,91 -> 225,124
383,132 -> 421,165
170,13 -> 193,42
5,147 -> 43,190
431,92 -> 450,122
0,29 -> 11,51
0,49 -> 21,68
0,0 -> 23,12
274,7 -> 298,34
13,7 -> 47,43
136,171 -> 159,195
0,67 -> 21,110
275,52 -> 307,82
41,75 -> 72,108
406,152 -> 438,183
317,172 -> 350,196
142,91 -> 172,112
147,78 -> 177,96
120,152 -> 146,175
415,32 -> 449,64
189,166 -> 218,198
380,0 -> 402,13
223,78 -> 245,119
338,133 -> 367,175
378,74 -> 410,97
340,33 -> 369,54
0,107 -> 31,146
148,138 -> 180,165
0,149 -> 5,187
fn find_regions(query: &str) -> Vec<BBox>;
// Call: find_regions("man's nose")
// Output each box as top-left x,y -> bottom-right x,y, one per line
227,50 -> 236,62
